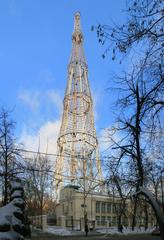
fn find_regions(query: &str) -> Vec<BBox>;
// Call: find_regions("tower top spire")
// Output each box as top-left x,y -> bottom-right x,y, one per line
74,12 -> 81,32
72,11 -> 83,44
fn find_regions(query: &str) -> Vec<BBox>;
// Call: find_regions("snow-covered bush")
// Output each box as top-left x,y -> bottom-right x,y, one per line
0,178 -> 25,240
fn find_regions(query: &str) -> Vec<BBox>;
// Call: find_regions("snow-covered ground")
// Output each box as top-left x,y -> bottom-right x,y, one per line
46,226 -> 153,236
46,226 -> 72,236
0,231 -> 23,240
97,227 -> 153,235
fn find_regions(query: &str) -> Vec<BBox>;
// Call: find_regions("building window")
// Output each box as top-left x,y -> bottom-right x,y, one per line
62,204 -> 64,214
125,204 -> 128,210
96,216 -> 100,226
107,216 -> 112,226
96,202 -> 100,213
123,217 -> 128,226
101,216 -> 106,226
107,203 -> 111,213
118,203 -> 121,210
112,203 -> 117,213
112,216 -> 117,226
101,202 -> 106,213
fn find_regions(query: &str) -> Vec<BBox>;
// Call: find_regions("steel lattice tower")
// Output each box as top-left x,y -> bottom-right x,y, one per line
56,12 -> 102,191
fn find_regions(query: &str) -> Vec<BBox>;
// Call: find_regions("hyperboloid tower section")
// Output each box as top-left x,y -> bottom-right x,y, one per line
56,12 -> 103,191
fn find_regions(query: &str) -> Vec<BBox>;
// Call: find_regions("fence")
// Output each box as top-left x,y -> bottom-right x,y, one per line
29,215 -> 47,231
66,218 -> 81,230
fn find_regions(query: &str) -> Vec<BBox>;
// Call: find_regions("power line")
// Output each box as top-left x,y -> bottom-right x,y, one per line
15,149 -> 106,184
18,148 -> 110,162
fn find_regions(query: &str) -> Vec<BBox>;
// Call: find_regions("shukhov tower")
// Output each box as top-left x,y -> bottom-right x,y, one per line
56,12 -> 102,191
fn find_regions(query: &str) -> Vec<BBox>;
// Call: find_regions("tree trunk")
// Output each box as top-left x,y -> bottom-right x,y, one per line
4,155 -> 8,205
138,187 -> 164,240
144,202 -> 148,231
132,197 -> 137,230
160,176 -> 164,212
117,214 -> 122,232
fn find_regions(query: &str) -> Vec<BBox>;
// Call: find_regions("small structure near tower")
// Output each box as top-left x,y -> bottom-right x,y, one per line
55,12 -> 103,193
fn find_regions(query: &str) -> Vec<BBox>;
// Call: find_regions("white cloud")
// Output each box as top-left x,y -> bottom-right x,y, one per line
18,88 -> 63,155
92,91 -> 100,122
18,88 -> 63,114
46,90 -> 63,115
98,128 -> 112,153
98,125 -> 120,154
18,89 -> 40,112
20,120 -> 61,154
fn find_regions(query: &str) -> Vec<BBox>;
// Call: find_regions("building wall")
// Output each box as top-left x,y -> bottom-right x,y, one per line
56,186 -> 156,229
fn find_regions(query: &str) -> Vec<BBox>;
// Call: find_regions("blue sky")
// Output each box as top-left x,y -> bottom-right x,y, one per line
0,0 -> 127,153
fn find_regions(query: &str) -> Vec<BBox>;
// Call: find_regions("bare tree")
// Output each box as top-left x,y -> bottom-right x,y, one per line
93,0 -> 163,61
103,62 -> 164,235
105,154 -> 132,230
0,108 -> 21,205
24,152 -> 55,217
77,154 -> 104,232
93,0 -> 164,238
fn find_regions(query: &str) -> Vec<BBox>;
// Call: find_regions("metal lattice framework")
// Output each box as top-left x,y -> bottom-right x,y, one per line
56,12 -> 103,190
